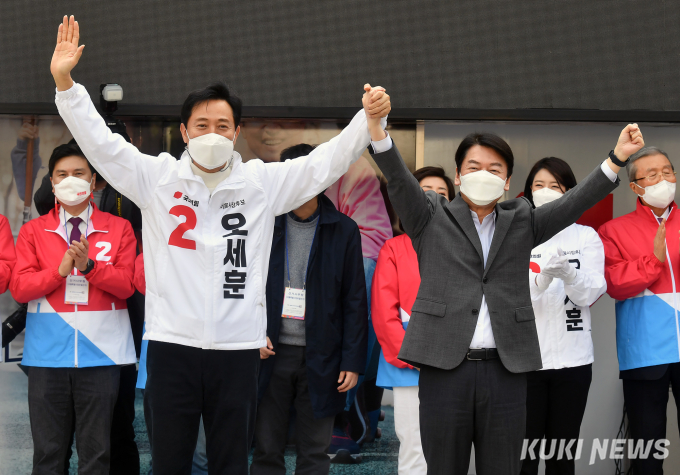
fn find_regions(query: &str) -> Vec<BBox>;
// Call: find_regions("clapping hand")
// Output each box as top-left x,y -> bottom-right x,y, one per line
67,235 -> 90,273
50,15 -> 84,91
540,249 -> 577,284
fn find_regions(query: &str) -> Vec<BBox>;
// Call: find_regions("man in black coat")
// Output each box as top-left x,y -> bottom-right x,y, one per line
251,144 -> 368,475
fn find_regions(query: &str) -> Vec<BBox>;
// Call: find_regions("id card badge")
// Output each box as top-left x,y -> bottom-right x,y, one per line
282,287 -> 306,319
65,275 -> 89,305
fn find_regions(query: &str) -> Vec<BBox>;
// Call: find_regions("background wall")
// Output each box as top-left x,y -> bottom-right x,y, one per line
1,1 -> 678,113
423,120 -> 680,474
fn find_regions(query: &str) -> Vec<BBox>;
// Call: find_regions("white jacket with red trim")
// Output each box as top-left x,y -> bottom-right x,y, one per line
10,204 -> 137,367
529,223 -> 606,370
56,83 -> 383,351
0,214 -> 17,293
372,234 -> 420,388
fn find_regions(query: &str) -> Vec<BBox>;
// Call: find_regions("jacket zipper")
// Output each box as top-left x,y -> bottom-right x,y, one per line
660,209 -> 680,361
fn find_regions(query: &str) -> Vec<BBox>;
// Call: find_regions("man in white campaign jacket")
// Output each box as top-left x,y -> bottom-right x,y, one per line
50,16 -> 391,474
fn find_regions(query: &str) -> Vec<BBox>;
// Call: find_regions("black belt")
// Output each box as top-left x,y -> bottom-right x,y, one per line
466,348 -> 499,361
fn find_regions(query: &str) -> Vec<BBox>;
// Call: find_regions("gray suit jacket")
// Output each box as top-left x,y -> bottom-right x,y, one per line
371,144 -> 619,373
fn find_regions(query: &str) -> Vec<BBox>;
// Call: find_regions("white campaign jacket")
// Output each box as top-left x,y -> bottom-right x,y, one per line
56,83 -> 383,351
529,223 -> 607,370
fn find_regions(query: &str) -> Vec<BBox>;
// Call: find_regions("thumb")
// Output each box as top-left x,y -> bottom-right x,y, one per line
364,83 -> 372,92
74,44 -> 85,61
338,371 -> 346,383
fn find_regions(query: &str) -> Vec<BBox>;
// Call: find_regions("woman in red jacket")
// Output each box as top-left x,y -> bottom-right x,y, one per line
372,166 -> 454,475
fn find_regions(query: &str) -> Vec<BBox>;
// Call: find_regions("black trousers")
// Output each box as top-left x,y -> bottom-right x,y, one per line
520,364 -> 592,475
110,364 -> 140,474
28,365 -> 120,475
419,358 -> 527,475
64,364 -> 140,474
623,362 -> 680,475
144,341 -> 260,475
251,344 -> 335,475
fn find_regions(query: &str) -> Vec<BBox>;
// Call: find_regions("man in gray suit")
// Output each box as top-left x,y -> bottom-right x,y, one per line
369,125 -> 644,475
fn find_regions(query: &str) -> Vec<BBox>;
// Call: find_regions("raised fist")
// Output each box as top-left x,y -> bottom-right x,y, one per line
614,124 -> 644,162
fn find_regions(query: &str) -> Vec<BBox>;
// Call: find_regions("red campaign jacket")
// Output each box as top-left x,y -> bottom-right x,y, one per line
0,214 -> 17,293
10,203 -> 137,367
372,234 -> 420,371
598,199 -> 680,370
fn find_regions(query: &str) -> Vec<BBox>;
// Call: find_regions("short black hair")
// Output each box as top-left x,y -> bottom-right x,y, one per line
180,81 -> 242,128
48,143 -> 95,177
523,157 -> 577,206
455,132 -> 514,177
280,143 -> 316,162
413,166 -> 455,202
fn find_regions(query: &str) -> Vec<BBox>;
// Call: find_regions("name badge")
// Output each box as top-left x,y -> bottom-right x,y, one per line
65,275 -> 89,305
282,287 -> 305,319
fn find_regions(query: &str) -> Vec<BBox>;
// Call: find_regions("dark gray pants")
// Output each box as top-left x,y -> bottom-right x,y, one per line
251,344 -> 334,475
28,365 -> 121,475
419,358 -> 527,475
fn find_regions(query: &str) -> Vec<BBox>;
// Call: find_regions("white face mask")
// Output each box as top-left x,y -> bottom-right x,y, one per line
54,176 -> 92,206
186,131 -> 235,170
459,170 -> 507,206
635,180 -> 676,209
532,187 -> 564,208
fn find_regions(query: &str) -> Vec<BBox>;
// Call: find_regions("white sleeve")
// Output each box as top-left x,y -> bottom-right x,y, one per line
564,227 -> 607,307
55,83 -> 171,209
600,160 -> 619,183
529,270 -> 547,301
256,110 -> 387,216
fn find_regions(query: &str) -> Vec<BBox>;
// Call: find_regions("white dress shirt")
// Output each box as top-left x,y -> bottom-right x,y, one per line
468,209 -> 498,348
60,204 -> 91,243
467,160 -> 619,349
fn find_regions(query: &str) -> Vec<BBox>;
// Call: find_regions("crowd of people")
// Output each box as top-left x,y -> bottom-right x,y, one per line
2,14 -> 680,475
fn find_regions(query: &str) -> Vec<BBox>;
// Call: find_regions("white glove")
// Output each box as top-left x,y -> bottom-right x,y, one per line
540,250 -> 577,284
534,272 -> 553,291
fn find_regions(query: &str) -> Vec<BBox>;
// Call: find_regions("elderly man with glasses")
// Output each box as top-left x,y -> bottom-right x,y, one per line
599,146 -> 678,475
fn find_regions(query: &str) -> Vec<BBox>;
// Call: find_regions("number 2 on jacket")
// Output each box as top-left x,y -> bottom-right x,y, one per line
168,205 -> 197,250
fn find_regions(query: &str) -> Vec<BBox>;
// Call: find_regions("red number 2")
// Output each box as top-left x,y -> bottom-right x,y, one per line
168,205 -> 197,250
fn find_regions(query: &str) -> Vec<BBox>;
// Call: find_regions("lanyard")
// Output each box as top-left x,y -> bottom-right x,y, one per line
285,216 -> 319,290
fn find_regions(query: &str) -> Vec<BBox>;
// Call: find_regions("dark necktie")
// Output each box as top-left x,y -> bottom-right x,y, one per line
69,217 -> 83,244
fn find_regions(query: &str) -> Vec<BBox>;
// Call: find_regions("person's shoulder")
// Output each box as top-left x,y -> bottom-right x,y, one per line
598,209 -> 638,235
93,207 -> 133,231
499,196 -> 532,211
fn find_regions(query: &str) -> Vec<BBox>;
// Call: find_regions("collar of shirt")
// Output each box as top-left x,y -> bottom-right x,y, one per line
59,203 -> 91,237
288,204 -> 321,223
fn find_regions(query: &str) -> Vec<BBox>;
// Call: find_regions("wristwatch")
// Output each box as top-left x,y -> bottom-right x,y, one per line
608,150 -> 628,167
81,258 -> 95,275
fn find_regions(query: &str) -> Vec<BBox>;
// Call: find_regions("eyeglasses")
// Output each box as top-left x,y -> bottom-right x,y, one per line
632,171 -> 677,183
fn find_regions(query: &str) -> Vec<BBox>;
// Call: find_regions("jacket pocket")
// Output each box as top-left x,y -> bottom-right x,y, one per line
412,298 -> 447,318
515,305 -> 535,322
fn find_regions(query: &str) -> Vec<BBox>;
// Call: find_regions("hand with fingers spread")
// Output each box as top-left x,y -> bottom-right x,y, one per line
654,218 -> 667,263
614,124 -> 645,162
362,83 -> 390,141
51,15 -> 85,91
67,235 -> 90,272
337,371 -> 359,393
260,336 -> 275,359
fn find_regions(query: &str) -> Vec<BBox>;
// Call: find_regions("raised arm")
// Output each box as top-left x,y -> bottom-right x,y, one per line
370,144 -> 435,238
532,124 -> 643,246
257,85 -> 390,216
50,16 -> 169,209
